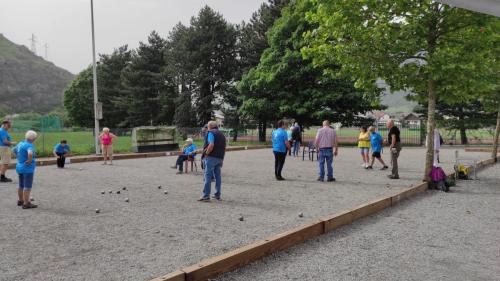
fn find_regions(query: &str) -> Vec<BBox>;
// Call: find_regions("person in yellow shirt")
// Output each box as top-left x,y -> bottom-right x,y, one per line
358,126 -> 371,168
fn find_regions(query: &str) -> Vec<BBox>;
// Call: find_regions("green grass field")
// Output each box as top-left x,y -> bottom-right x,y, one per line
7,127 -> 494,158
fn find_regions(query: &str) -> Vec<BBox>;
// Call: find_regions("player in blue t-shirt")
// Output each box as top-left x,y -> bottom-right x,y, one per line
12,130 -> 38,209
53,140 -> 71,168
367,126 -> 388,170
272,120 -> 291,181
0,120 -> 14,182
171,138 -> 197,174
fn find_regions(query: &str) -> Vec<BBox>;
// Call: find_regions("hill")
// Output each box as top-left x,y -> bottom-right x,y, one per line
0,34 -> 74,114
381,90 -> 418,113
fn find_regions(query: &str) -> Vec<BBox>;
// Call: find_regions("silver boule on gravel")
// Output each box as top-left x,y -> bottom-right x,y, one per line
298,212 -> 304,218
125,198 -> 129,202
238,216 -> 244,221
116,191 -> 120,194
122,187 -> 126,190
157,185 -> 162,189
101,191 -> 105,194
108,190 -> 112,194
164,191 -> 168,194
95,209 -> 100,213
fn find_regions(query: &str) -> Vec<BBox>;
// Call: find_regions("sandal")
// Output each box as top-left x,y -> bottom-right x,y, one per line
22,203 -> 38,209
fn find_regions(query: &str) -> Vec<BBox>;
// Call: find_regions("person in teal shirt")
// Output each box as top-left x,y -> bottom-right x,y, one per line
12,130 -> 38,209
0,120 -> 14,182
367,126 -> 388,170
171,138 -> 197,174
272,120 -> 291,181
53,140 -> 71,168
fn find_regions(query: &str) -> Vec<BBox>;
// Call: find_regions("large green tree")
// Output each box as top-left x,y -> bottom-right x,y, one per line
304,0 -> 499,180
239,0 -> 381,140
235,0 -> 290,141
63,67 -> 93,127
119,31 -> 176,127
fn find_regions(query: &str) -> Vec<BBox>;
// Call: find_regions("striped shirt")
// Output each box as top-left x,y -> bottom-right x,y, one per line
315,126 -> 337,149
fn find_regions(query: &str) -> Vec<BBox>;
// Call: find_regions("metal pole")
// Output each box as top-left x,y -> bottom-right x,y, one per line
91,0 -> 100,154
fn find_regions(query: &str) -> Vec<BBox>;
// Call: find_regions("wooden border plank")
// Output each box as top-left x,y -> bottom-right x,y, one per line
150,271 -> 185,281
349,196 -> 392,221
322,210 -> 353,232
391,182 -> 427,205
182,220 -> 324,281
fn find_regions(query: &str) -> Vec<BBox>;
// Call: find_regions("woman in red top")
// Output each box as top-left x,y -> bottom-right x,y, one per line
99,127 -> 117,165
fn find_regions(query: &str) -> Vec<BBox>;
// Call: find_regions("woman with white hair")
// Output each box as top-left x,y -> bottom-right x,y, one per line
12,130 -> 38,209
171,138 -> 197,174
99,127 -> 117,165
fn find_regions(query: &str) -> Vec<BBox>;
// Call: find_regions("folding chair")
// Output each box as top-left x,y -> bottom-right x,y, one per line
184,154 -> 198,173
302,142 -> 318,161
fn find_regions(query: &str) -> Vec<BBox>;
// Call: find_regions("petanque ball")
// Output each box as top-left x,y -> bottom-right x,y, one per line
79,168 -> 83,171
117,191 -> 120,194
157,185 -> 162,189
164,191 -> 168,194
122,187 -> 127,190
95,209 -> 100,213
298,212 -> 304,218
101,191 -> 105,194
239,216 -> 244,221
125,198 -> 129,202
108,190 -> 112,194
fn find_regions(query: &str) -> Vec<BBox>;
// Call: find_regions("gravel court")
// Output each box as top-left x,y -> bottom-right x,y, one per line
0,147 -> 489,281
216,164 -> 500,281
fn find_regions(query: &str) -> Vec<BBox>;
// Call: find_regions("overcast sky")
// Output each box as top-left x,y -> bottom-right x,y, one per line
1,0 -> 266,74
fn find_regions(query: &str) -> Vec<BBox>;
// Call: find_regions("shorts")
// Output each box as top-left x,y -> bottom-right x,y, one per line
359,147 -> 370,154
102,144 -> 113,156
0,146 -> 11,165
372,151 -> 381,158
18,173 -> 34,190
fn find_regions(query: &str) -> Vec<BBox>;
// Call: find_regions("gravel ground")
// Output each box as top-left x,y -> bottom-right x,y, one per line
216,164 -> 500,281
0,147 -> 490,281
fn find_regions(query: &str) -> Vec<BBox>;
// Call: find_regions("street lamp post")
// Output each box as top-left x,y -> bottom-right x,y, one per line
90,0 -> 101,154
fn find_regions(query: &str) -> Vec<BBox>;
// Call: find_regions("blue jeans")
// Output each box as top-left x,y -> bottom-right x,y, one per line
292,140 -> 301,156
318,148 -> 334,180
202,156 -> 223,198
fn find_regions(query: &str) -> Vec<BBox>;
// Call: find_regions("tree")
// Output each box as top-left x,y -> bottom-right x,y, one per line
186,6 -> 238,126
236,0 -> 290,141
63,67 -> 94,127
119,31 -> 176,127
98,45 -> 132,128
304,0 -> 499,180
238,0 -> 382,139
415,101 -> 496,144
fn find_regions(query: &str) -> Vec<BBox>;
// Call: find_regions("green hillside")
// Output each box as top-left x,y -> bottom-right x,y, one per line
0,34 -> 74,114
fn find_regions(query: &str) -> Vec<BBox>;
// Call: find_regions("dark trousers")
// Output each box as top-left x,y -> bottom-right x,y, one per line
56,153 -> 66,168
273,151 -> 287,178
176,155 -> 188,171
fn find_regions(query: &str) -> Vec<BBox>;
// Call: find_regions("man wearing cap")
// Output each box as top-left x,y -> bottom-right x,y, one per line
199,121 -> 226,201
0,120 -> 14,182
171,137 -> 197,174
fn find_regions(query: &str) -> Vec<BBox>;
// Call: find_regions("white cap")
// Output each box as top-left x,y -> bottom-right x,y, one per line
186,138 -> 193,142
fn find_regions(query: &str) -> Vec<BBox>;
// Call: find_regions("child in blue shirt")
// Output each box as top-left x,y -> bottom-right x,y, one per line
12,130 -> 38,209
53,140 -> 71,168
171,138 -> 197,174
368,126 -> 388,170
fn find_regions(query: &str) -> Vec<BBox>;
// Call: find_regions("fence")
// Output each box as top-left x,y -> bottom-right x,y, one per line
6,117 -> 497,157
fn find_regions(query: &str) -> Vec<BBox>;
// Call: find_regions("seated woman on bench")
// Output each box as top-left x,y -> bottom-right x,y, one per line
171,138 -> 197,174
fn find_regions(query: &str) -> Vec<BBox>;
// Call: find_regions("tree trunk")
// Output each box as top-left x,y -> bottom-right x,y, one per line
232,115 -> 239,142
424,78 -> 437,182
459,126 -> 468,145
258,119 -> 267,142
492,109 -> 500,161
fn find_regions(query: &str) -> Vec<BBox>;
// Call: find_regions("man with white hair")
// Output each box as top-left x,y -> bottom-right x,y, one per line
12,130 -> 38,209
199,121 -> 226,201
171,137 -> 197,174
0,120 -> 14,182
387,119 -> 402,179
315,120 -> 338,182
